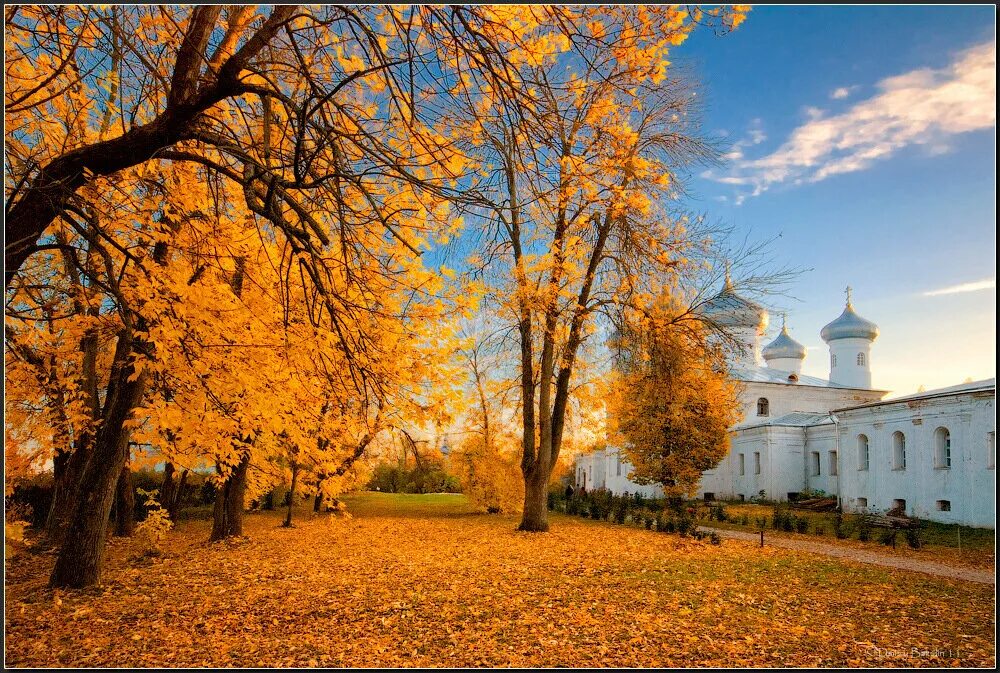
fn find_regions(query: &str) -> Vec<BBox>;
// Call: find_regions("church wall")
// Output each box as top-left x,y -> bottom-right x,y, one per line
803,424 -> 839,497
738,382 -> 882,428
836,389 -> 996,528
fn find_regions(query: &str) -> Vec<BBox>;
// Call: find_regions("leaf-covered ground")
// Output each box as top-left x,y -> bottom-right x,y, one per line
5,493 -> 995,667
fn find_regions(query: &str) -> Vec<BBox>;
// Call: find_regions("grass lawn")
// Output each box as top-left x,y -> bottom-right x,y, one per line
5,493 -> 995,667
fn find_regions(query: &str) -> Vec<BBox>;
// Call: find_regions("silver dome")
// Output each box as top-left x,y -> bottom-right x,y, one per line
763,324 -> 807,360
821,302 -> 879,342
700,276 -> 769,331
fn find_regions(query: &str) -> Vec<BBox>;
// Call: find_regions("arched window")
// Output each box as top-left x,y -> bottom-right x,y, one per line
757,398 -> 769,416
857,434 -> 870,471
892,431 -> 906,470
857,352 -> 866,366
934,427 -> 951,469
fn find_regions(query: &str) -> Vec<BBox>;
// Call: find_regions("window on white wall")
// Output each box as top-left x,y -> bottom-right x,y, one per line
829,451 -> 838,476
831,353 -> 837,367
857,434 -> 869,471
739,454 -> 745,476
892,498 -> 906,514
988,431 -> 995,470
892,431 -> 906,470
756,398 -> 769,416
856,352 -> 865,366
934,427 -> 951,469
616,454 -> 622,477
856,497 -> 868,509
754,452 -> 761,475
936,500 -> 951,512
811,452 -> 821,476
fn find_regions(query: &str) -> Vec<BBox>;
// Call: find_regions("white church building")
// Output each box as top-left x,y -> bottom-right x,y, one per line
576,278 -> 996,529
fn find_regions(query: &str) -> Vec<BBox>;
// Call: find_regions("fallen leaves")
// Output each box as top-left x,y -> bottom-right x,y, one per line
4,493 -> 996,667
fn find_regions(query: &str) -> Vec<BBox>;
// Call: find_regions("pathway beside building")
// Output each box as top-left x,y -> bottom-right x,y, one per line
699,526 -> 995,585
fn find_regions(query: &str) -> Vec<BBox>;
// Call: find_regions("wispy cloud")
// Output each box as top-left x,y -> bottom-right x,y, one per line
923,278 -> 996,297
706,41 -> 996,203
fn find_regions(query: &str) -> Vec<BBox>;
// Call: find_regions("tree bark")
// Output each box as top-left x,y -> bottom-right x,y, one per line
160,462 -> 176,514
168,469 -> 189,521
113,463 -> 136,537
49,332 -> 147,588
519,467 -> 550,532
283,463 -> 299,527
210,454 -> 249,541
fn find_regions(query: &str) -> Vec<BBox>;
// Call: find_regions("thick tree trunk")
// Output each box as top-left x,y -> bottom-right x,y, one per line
518,467 -> 550,532
283,463 -> 299,527
113,463 -> 136,537
49,334 -> 147,588
210,454 -> 249,541
313,491 -> 323,513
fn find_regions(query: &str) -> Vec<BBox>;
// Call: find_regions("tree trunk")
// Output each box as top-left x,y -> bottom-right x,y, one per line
283,463 -> 299,527
44,449 -> 72,537
168,469 -> 189,521
518,467 -> 550,532
210,454 -> 249,541
313,491 -> 323,513
49,334 -> 147,589
113,463 -> 136,537
160,462 -> 176,513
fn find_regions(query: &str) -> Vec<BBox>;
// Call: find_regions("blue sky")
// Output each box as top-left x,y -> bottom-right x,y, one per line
676,5 -> 996,395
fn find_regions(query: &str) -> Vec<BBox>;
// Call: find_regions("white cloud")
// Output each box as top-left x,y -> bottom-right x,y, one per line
830,86 -> 857,100
707,41 -> 996,202
923,278 -> 995,297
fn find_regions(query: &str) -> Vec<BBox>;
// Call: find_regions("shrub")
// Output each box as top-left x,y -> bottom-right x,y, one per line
739,514 -> 750,526
833,512 -> 848,539
813,525 -> 825,536
880,529 -> 898,547
677,517 -> 693,537
134,488 -> 173,553
905,526 -> 922,549
857,519 -> 872,542
755,516 -> 768,530
710,532 -> 722,545
795,517 -> 809,534
665,517 -> 676,533
612,497 -> 629,524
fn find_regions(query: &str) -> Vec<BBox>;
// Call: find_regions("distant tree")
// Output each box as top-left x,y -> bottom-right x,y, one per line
609,299 -> 742,498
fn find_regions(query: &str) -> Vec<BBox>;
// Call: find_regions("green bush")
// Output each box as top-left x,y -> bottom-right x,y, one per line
905,526 -> 922,549
795,517 -> 809,534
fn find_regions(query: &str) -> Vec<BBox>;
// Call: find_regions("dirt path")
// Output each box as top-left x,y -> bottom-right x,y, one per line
699,526 -> 995,584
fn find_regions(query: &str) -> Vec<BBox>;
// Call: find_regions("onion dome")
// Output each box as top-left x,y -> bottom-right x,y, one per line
763,318 -> 806,360
821,288 -> 879,342
700,271 -> 769,332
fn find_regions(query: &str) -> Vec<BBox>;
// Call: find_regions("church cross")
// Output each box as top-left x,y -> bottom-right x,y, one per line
845,285 -> 853,306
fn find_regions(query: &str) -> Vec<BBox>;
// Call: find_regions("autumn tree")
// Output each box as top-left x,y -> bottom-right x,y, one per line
449,6 -> 750,530
608,299 -> 742,498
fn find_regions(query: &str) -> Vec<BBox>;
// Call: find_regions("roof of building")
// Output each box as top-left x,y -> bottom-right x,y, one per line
731,364 -> 882,391
835,378 -> 996,412
736,411 -> 835,431
820,300 -> 879,342
762,323 -> 807,360
699,274 -> 769,331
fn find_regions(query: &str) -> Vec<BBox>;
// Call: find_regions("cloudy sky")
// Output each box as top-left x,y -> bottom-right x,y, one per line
678,5 -> 995,396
